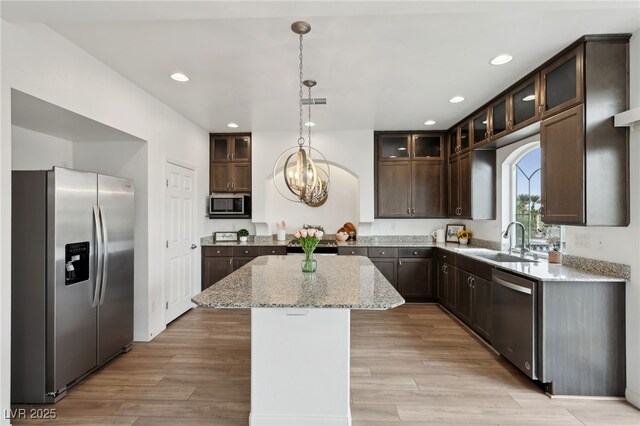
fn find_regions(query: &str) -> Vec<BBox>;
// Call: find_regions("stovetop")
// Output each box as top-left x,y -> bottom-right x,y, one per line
286,239 -> 338,248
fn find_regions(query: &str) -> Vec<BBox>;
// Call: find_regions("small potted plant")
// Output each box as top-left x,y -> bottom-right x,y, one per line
238,229 -> 249,243
457,229 -> 472,245
548,244 -> 563,264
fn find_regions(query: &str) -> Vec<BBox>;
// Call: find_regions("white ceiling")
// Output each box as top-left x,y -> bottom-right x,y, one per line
3,1 -> 640,133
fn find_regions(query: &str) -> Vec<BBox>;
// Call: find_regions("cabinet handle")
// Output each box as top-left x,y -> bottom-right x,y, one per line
411,208 -> 416,214
271,250 -> 276,254
231,153 -> 235,160
413,251 -> 418,255
381,251 -> 385,255
227,153 -> 230,160
407,208 -> 411,214
508,120 -> 512,130
471,277 -> 475,289
231,182 -> 235,190
226,182 -> 230,190
351,251 -> 355,255
538,104 -> 543,114
216,250 -> 221,254
484,130 -> 489,140
229,258 -> 232,266
244,250 -> 249,254
399,260 -> 402,266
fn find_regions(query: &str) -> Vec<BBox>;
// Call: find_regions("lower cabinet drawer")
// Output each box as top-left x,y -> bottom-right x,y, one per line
399,248 -> 433,258
203,246 -> 233,257
368,247 -> 398,258
338,247 -> 368,256
436,249 -> 456,265
233,246 -> 260,257
259,246 -> 287,256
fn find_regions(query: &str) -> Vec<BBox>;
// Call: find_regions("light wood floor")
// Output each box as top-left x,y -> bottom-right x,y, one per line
13,304 -> 639,425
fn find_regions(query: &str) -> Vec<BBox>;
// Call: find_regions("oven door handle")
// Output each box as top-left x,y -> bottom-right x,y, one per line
493,276 -> 532,295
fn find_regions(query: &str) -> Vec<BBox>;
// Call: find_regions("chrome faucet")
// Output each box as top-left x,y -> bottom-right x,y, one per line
502,221 -> 530,257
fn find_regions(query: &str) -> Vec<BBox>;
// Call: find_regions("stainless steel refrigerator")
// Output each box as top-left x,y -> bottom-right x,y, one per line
11,167 -> 134,403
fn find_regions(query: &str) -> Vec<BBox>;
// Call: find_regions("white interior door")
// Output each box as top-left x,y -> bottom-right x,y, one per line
165,162 -> 196,324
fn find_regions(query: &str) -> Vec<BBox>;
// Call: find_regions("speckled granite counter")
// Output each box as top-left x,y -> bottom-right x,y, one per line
199,235 -> 628,283
200,235 -> 288,247
192,254 -> 405,310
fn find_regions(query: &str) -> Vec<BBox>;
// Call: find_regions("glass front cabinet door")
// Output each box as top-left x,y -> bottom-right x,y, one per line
378,134 -> 411,160
540,45 -> 583,118
509,75 -> 540,133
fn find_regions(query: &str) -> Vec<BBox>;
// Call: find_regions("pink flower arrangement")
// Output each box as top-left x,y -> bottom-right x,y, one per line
295,228 -> 324,255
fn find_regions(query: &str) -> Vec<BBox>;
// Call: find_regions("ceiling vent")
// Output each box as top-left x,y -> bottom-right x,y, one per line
301,98 -> 326,105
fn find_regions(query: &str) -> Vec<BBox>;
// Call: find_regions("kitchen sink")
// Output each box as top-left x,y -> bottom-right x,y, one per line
457,249 -> 538,263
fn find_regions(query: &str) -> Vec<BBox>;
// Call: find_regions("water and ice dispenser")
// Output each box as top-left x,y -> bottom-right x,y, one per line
65,242 -> 89,285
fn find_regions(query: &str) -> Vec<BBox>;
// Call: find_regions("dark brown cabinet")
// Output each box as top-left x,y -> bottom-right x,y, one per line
210,133 -> 252,194
456,269 -> 473,324
539,37 -> 629,226
471,275 -> 492,341
201,245 -> 268,290
508,75 -> 540,133
202,247 -> 234,291
397,248 -> 433,302
376,133 -> 445,218
370,258 -> 398,289
448,150 -> 495,220
490,97 -> 508,140
471,110 -> 490,147
540,104 -> 585,225
540,45 -> 583,118
368,248 -> 398,291
436,260 -> 456,311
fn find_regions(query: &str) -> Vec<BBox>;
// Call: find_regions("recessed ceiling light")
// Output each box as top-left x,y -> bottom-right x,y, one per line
227,122 -> 239,128
490,54 -> 513,66
449,96 -> 465,103
522,94 -> 536,102
170,72 -> 189,82
424,120 -> 437,126
304,122 -> 315,127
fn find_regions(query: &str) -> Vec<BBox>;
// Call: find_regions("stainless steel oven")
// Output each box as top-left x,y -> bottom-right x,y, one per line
492,269 -> 537,379
209,193 -> 251,216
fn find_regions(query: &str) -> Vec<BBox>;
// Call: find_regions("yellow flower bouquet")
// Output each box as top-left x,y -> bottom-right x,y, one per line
457,230 -> 472,240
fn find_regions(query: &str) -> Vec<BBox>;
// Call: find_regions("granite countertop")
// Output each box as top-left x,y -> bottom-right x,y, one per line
192,255 -> 405,310
201,235 -> 288,247
199,235 -> 627,283
444,247 -> 627,283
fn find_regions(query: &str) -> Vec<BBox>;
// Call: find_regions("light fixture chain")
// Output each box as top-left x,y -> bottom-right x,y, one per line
308,85 -> 312,155
298,33 -> 304,146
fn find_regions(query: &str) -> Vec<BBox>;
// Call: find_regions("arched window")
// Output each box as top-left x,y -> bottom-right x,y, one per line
512,144 -> 564,252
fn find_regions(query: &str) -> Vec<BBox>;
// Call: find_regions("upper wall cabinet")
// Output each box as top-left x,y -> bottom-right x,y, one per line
508,75 -> 540,133
489,97 -> 508,140
471,109 -> 490,147
540,45 -> 583,119
540,37 -> 629,226
210,133 -> 252,194
376,132 -> 446,218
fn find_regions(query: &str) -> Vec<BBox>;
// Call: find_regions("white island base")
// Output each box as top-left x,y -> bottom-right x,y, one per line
250,308 -> 352,426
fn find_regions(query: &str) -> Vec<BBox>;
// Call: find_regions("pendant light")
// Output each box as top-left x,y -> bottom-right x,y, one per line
273,21 -> 330,207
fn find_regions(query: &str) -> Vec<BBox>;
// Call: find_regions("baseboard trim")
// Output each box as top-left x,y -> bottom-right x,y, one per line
626,388 -> 640,408
250,412 -> 352,426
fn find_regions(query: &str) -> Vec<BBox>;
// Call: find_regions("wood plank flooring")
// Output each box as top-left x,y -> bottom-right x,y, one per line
12,304 -> 639,425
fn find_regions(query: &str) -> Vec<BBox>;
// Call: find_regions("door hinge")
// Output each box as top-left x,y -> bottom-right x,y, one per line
166,240 -> 169,248
166,179 -> 169,187
166,301 -> 168,310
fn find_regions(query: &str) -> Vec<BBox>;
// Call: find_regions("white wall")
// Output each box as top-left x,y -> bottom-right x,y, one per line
249,130 -> 375,236
0,21 -> 209,421
11,125 -> 73,170
73,140 -> 150,339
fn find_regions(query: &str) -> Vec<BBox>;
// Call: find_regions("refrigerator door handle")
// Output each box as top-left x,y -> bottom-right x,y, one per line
92,205 -> 103,308
98,205 -> 109,306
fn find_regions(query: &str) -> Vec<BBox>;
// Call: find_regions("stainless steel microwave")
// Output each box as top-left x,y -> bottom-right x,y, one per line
209,193 -> 251,216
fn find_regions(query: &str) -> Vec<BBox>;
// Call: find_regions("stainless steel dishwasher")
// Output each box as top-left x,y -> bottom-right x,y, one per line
491,269 -> 537,379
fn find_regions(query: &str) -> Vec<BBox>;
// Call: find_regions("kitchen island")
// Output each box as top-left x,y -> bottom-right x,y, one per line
192,254 -> 404,426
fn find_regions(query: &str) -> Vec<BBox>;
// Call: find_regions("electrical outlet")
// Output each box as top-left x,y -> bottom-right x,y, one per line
573,233 -> 591,248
